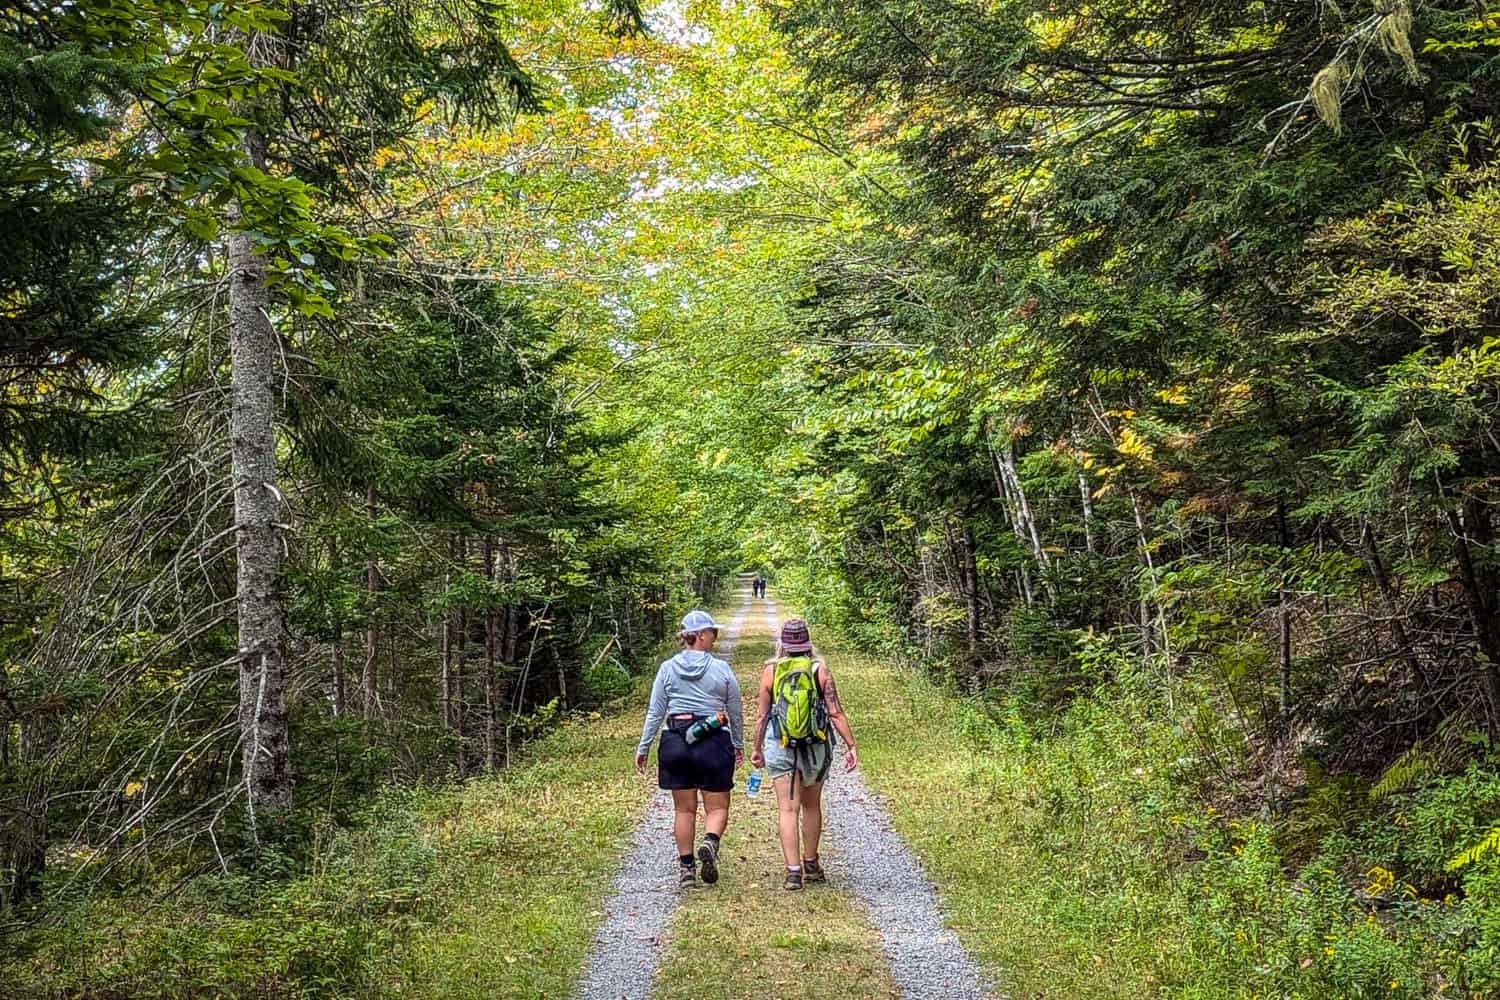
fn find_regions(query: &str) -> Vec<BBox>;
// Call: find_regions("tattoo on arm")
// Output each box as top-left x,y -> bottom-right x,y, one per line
822,672 -> 842,713
753,668 -> 774,743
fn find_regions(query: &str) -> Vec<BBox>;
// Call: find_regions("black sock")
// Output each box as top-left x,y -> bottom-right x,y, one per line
680,853 -> 694,866
705,833 -> 720,845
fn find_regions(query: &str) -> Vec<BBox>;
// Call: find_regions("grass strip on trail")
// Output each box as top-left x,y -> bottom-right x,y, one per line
654,635 -> 898,1000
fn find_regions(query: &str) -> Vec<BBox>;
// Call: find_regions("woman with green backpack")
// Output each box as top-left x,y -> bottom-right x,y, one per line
749,618 -> 859,890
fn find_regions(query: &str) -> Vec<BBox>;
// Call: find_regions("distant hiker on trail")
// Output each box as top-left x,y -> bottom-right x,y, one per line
751,618 -> 858,890
636,610 -> 745,888
753,575 -> 766,598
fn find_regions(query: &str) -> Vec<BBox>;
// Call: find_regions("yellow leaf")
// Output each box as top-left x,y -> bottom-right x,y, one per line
123,781 -> 144,798
1118,427 -> 1155,464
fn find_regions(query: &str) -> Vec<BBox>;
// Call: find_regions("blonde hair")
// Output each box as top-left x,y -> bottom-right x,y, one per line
764,641 -> 822,667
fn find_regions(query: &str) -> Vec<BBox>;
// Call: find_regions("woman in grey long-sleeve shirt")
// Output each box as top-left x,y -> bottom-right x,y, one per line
635,609 -> 744,887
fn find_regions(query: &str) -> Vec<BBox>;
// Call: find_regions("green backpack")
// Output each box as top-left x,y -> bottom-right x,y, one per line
771,656 -> 831,749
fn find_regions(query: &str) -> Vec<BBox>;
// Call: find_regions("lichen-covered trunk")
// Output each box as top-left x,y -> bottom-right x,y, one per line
991,437 -> 1054,605
229,127 -> 291,817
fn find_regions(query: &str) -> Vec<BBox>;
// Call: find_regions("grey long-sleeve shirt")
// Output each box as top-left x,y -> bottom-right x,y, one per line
636,650 -> 744,755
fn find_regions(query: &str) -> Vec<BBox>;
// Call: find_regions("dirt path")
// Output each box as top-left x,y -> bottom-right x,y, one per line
577,583 -> 995,1000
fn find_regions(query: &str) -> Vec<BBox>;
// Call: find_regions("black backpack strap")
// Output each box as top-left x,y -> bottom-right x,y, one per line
811,661 -> 835,748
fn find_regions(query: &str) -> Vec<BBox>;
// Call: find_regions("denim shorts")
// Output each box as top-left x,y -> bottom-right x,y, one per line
762,736 -> 831,786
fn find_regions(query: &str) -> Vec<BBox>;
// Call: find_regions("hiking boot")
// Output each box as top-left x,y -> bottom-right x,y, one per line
697,839 -> 720,885
802,858 -> 826,884
783,867 -> 803,891
678,862 -> 696,888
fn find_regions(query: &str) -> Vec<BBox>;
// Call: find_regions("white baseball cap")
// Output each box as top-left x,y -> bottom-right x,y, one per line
680,609 -> 723,632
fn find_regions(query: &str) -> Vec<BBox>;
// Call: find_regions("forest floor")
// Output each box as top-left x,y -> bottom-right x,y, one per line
577,583 -> 993,1000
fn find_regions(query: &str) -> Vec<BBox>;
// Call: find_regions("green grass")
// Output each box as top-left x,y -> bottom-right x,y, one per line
654,630 -> 897,1000
373,707 -> 653,997
832,645 -> 1500,1000
4,699 -> 655,999
28,609 -> 1491,1000
834,649 -> 1184,999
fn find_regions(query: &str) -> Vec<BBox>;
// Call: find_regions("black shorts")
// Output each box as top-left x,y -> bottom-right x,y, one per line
657,717 -> 735,792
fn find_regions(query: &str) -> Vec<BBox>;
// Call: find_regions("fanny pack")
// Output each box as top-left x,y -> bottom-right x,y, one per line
666,713 -> 710,734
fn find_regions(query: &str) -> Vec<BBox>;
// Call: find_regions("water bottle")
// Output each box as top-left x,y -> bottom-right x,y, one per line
684,712 -> 728,744
746,770 -> 763,798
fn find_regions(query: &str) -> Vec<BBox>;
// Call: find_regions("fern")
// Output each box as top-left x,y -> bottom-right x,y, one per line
1448,826 -> 1500,871
1369,745 -> 1436,801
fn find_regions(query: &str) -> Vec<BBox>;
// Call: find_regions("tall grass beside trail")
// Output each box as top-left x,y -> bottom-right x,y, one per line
835,649 -> 1500,1000
3,701 -> 652,999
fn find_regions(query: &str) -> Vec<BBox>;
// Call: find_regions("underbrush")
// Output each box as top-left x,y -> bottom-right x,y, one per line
838,650 -> 1500,1000
2,701 -> 649,999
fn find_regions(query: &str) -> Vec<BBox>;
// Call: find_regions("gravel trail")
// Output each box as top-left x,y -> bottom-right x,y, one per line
758,598 -> 995,999
574,594 -> 749,1000
577,586 -> 996,999
822,769 -> 997,999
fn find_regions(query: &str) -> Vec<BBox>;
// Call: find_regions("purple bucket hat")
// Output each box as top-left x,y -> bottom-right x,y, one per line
779,618 -> 813,653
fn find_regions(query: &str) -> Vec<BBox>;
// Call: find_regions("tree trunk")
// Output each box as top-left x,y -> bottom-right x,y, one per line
1447,506 -> 1500,731
448,534 -> 468,773
485,608 -> 500,770
988,443 -> 1025,543
362,482 -> 380,718
1358,515 -> 1423,682
502,542 -> 520,667
454,606 -> 467,774
483,537 -> 500,770
332,640 -> 347,717
1276,498 -> 1293,726
960,522 -> 981,655
1000,442 -> 1049,570
550,642 -> 568,710
1078,472 -> 1096,555
228,126 -> 291,818
8,711 -> 57,906
440,574 -> 452,729
330,538 -> 347,717
994,439 -> 1057,602
1130,490 -> 1172,708
917,540 -> 939,656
